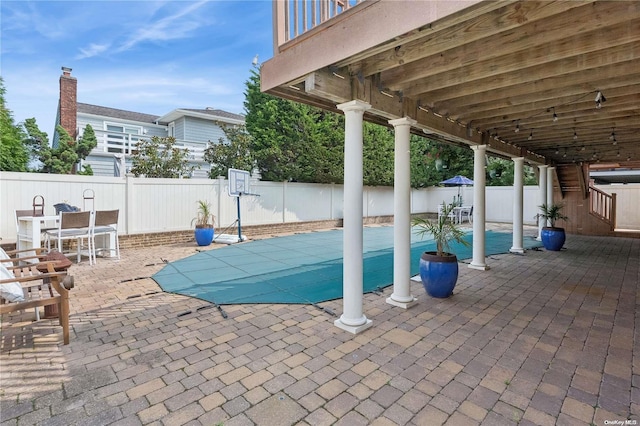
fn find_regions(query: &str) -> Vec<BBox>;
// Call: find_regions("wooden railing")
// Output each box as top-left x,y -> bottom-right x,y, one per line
273,0 -> 363,45
589,186 -> 616,230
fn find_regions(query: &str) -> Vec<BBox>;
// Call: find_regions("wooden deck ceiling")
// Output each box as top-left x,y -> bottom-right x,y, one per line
261,0 -> 640,169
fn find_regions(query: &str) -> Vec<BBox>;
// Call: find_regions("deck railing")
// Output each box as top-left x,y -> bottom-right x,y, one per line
589,185 -> 616,230
273,0 -> 363,46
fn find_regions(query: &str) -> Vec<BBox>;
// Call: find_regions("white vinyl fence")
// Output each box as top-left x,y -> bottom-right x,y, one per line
0,171 -> 609,244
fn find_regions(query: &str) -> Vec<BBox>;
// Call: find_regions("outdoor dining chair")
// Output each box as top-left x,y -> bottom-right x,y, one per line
437,204 -> 457,223
92,210 -> 120,261
459,206 -> 473,224
44,211 -> 94,265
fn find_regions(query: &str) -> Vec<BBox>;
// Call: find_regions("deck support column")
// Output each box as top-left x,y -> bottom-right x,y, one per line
387,117 -> 417,309
546,167 -> 555,214
537,165 -> 548,240
469,145 -> 488,271
510,157 -> 525,254
334,100 -> 372,334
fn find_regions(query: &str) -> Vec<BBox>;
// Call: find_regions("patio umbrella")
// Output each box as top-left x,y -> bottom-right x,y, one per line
440,175 -> 474,186
440,175 -> 474,204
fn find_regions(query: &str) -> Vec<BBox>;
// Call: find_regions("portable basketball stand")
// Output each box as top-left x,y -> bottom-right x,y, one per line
214,169 -> 259,245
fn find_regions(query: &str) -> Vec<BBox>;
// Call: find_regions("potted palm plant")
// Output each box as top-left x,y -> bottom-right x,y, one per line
192,200 -> 215,246
412,202 -> 471,298
536,203 -> 568,251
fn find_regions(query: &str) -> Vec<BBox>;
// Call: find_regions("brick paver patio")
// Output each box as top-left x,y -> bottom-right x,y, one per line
1,226 -> 638,425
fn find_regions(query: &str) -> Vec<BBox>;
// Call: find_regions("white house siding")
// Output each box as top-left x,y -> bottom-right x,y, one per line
84,156 -> 119,177
173,117 -> 186,140
77,114 -> 105,133
183,116 -> 226,144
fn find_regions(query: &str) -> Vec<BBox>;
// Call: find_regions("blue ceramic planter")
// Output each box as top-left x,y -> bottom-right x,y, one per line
194,227 -> 214,246
541,227 -> 565,251
419,252 -> 459,298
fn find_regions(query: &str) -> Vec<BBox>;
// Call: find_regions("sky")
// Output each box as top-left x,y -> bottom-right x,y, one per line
1,0 -> 274,139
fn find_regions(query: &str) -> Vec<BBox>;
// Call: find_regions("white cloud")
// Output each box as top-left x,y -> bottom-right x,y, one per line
116,0 -> 210,52
76,43 -> 111,60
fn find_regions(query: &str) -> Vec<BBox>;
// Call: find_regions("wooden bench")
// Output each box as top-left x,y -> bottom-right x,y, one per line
0,262 -> 72,345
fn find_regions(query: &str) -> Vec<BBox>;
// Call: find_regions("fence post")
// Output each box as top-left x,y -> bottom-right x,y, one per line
331,183 -> 335,220
611,193 -> 617,231
282,181 -> 287,223
125,173 -> 135,234
217,176 -> 224,228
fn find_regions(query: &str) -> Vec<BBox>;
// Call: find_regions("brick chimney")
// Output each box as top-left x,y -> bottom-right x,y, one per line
59,66 -> 77,139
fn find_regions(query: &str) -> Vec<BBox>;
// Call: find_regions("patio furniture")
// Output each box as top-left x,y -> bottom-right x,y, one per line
35,251 -> 73,318
92,210 -> 120,260
44,211 -> 94,265
15,211 -> 59,260
458,206 -> 473,224
0,262 -> 72,345
437,204 -> 457,223
1,247 -> 49,320
0,247 -> 48,266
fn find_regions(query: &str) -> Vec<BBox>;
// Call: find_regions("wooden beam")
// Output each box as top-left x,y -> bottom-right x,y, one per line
435,60 -> 639,113
457,80 -> 640,122
338,1 -> 512,70
404,41 -> 639,99
355,1 -> 590,78
382,2 -> 634,89
472,93 -> 640,132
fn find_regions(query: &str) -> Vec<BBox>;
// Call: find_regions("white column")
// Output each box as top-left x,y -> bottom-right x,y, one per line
546,167 -> 555,219
510,157 -> 525,254
334,100 -> 372,334
387,117 -> 417,309
537,165 -> 548,240
469,145 -> 488,271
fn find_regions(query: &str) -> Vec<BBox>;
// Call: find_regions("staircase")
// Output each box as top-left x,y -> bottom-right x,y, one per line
555,164 -> 588,198
555,164 -> 617,232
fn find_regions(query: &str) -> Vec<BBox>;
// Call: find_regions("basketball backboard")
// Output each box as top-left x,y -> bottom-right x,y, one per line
228,168 -> 250,197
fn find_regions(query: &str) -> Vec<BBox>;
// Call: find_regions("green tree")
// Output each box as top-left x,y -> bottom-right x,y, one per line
77,164 -> 94,175
203,124 -> 255,178
245,69 -> 312,181
363,123 -> 394,186
244,68 -> 479,187
0,78 -> 29,171
22,117 -> 49,167
312,110 -> 344,183
245,68 -> 388,184
23,119 -> 97,175
75,124 -> 98,168
129,136 -> 197,178
486,156 -> 537,186
39,125 -> 78,174
409,138 -> 474,188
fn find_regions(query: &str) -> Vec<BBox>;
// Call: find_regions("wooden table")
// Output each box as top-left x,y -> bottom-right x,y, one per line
36,251 -> 72,319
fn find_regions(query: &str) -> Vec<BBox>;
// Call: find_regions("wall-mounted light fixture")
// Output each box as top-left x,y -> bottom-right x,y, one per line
595,91 -> 606,109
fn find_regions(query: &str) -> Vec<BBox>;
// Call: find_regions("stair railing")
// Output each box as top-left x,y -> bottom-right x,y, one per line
589,186 -> 616,230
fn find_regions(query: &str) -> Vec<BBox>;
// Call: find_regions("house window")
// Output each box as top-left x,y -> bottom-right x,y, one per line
105,123 -> 143,154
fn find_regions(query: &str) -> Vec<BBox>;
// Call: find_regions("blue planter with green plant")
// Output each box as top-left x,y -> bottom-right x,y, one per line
536,203 -> 568,251
413,202 -> 470,298
193,200 -> 216,246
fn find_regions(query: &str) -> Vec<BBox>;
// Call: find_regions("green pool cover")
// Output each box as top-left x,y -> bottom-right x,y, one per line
152,227 -> 542,305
